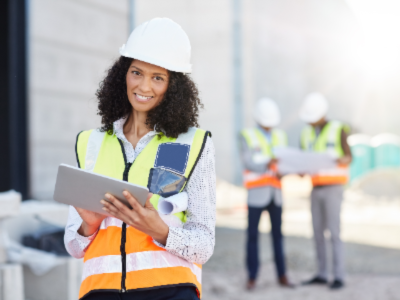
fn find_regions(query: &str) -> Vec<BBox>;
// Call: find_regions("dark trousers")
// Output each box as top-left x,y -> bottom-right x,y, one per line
84,286 -> 199,300
246,201 -> 286,280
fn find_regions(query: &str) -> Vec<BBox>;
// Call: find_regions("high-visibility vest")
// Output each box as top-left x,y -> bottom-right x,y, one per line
301,120 -> 349,186
75,127 -> 210,299
241,128 -> 287,189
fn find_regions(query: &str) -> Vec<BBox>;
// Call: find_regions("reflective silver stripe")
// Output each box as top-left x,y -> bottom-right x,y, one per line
82,254 -> 121,281
244,170 -> 275,180
85,129 -> 106,172
175,127 -> 197,145
81,251 -> 202,284
126,251 -> 202,284
316,167 -> 349,176
100,217 -> 124,230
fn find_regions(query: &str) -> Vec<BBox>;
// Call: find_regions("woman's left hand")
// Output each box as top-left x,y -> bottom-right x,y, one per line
101,191 -> 169,245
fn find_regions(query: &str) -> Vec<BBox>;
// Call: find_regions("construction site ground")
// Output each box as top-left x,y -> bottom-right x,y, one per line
202,175 -> 400,300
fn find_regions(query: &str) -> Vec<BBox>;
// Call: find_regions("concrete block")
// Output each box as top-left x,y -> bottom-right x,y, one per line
0,264 -> 24,300
2,201 -> 82,299
0,191 -> 21,263
0,191 -> 21,219
23,258 -> 83,300
3,200 -> 69,242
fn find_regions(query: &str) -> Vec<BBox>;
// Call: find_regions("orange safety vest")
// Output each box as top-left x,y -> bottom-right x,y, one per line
75,128 -> 210,299
241,128 -> 287,189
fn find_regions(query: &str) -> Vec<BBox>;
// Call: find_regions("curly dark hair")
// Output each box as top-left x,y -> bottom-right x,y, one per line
96,56 -> 203,138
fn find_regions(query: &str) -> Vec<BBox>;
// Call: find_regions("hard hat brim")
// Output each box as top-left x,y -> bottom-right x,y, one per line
256,116 -> 280,127
120,47 -> 192,74
299,110 -> 326,123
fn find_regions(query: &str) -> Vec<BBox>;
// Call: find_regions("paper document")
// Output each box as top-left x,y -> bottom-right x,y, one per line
158,192 -> 188,215
273,147 -> 337,175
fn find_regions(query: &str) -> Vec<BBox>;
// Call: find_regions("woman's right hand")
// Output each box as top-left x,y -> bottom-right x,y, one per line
75,207 -> 106,237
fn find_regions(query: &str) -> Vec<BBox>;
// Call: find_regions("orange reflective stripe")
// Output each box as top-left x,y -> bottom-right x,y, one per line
84,227 -> 122,262
80,251 -> 202,299
84,227 -> 166,262
243,171 -> 281,189
311,165 -> 349,186
82,251 -> 201,282
126,267 -> 201,296
126,251 -> 201,283
79,273 -> 121,299
125,227 -> 164,253
311,176 -> 348,186
244,177 -> 281,189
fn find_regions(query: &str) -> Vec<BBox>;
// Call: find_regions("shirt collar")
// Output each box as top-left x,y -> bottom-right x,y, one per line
112,116 -> 158,139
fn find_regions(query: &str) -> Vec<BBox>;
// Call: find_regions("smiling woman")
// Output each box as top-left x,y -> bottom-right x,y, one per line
97,55 -> 202,141
64,18 -> 216,300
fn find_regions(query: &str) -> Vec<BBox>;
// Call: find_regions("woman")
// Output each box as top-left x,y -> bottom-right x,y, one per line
64,18 -> 216,300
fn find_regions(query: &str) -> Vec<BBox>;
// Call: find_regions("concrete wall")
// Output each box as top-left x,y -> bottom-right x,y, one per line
29,0 -> 129,199
251,0 -> 365,145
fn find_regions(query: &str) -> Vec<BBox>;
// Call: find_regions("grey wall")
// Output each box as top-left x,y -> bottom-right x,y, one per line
29,0 -> 129,199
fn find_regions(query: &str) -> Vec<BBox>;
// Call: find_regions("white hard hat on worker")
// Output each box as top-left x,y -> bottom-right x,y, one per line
299,92 -> 329,124
119,18 -> 192,73
254,98 -> 281,127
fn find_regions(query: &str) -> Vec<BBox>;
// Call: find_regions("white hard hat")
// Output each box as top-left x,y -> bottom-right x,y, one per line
119,18 -> 192,73
299,92 -> 329,123
253,98 -> 281,127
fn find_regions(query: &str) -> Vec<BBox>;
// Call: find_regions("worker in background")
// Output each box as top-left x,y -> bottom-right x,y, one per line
240,98 -> 294,290
299,92 -> 352,290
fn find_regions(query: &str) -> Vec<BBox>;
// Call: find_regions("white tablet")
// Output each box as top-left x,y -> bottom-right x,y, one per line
53,164 -> 149,216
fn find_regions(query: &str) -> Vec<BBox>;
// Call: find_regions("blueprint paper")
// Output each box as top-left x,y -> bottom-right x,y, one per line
273,147 -> 337,175
158,192 -> 188,215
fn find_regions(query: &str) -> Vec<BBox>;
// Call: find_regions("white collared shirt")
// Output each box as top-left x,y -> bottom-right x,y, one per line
64,118 -> 216,264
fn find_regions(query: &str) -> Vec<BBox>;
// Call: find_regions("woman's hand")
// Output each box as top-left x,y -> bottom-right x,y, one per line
267,158 -> 279,169
75,207 -> 106,237
337,155 -> 352,166
101,192 -> 170,246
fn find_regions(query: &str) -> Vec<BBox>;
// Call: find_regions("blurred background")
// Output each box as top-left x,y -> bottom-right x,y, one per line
0,0 -> 399,299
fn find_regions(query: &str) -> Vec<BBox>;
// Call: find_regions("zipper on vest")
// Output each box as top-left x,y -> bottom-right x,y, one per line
120,162 -> 132,293
120,222 -> 127,293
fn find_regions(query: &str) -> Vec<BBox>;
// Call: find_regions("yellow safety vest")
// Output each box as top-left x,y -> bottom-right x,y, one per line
75,127 -> 210,299
301,120 -> 349,186
241,128 -> 287,189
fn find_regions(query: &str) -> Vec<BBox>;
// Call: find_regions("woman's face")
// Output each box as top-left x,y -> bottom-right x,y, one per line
126,60 -> 169,113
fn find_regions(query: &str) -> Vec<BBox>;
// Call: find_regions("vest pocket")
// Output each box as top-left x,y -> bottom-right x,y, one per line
148,167 -> 187,197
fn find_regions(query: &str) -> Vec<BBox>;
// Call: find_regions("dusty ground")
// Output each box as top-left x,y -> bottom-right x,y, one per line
202,228 -> 400,300
203,176 -> 400,300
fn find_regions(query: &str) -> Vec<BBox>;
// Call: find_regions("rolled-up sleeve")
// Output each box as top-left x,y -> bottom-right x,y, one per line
64,206 -> 98,259
155,136 -> 216,265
